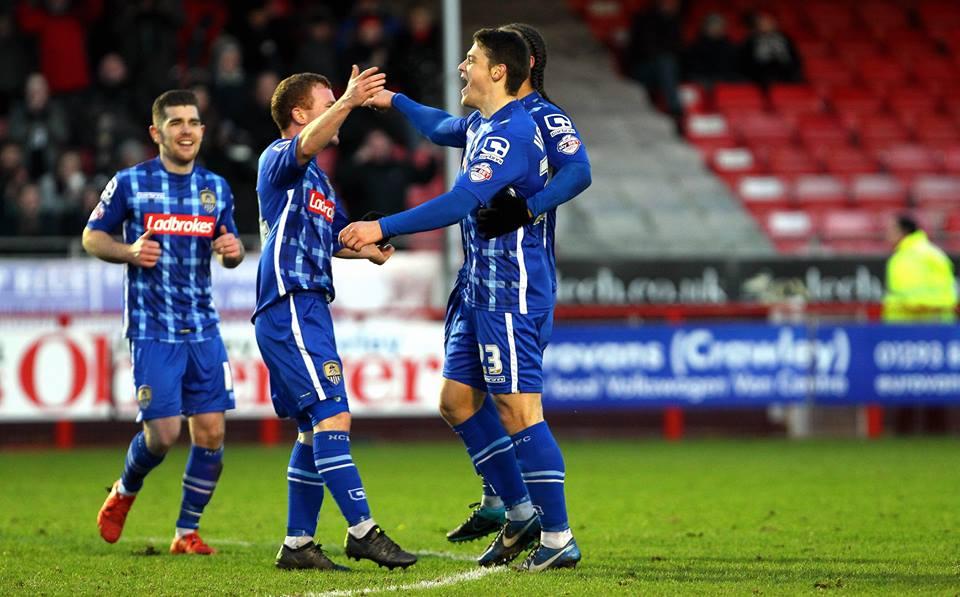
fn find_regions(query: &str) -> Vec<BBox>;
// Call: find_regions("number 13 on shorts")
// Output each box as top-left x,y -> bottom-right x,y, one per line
478,343 -> 503,375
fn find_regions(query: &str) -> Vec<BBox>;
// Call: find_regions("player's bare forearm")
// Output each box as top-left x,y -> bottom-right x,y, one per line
81,228 -> 134,264
296,102 -> 352,165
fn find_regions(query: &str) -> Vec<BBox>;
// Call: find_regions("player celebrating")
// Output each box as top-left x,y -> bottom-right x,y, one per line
367,22 -> 592,547
339,28 -> 582,572
253,68 -> 416,571
86,90 -> 245,555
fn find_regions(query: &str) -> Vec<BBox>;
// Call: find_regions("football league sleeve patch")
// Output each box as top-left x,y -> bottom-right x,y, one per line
86,174 -> 128,233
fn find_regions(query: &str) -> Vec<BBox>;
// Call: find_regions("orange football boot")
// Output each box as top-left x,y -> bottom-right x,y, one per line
170,532 -> 216,555
97,480 -> 136,543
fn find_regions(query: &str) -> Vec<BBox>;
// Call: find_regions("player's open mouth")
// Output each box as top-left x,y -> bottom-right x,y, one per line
177,139 -> 195,147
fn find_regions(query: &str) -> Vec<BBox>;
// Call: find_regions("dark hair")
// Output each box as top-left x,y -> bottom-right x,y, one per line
897,214 -> 919,235
472,28 -> 530,96
501,23 -> 552,103
270,73 -> 332,131
152,90 -> 200,126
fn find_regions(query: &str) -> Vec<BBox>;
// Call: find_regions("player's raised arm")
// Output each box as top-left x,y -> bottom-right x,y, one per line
295,65 -> 386,165
366,90 -> 469,148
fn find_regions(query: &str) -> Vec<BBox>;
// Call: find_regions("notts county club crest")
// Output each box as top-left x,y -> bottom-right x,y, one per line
137,385 -> 152,410
323,361 -> 342,385
199,188 -> 217,213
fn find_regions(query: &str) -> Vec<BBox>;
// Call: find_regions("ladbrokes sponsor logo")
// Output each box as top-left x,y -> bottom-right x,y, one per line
307,189 -> 335,222
144,213 -> 215,237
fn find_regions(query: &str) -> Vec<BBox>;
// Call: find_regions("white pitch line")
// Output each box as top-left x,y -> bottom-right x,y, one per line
304,566 -> 504,597
411,549 -> 478,563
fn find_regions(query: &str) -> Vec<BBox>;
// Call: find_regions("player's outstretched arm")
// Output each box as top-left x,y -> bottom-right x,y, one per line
296,65 -> 387,165
338,187 -> 478,251
82,227 -> 161,268
212,225 -> 245,268
366,91 -> 468,148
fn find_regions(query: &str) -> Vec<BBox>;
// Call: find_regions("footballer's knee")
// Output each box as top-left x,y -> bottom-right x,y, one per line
438,379 -> 485,426
313,411 -> 351,433
492,393 -> 544,435
143,417 -> 181,454
189,412 -> 226,449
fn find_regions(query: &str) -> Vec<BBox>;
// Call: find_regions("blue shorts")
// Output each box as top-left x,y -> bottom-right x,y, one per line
130,336 -> 236,422
254,292 -> 350,425
443,288 -> 554,395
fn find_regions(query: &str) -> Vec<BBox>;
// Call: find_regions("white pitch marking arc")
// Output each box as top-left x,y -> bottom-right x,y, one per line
303,566 -> 505,597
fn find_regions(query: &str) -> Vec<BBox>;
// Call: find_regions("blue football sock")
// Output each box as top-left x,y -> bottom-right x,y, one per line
176,445 -> 223,530
477,396 -> 505,507
286,440 -> 325,537
513,422 -> 569,532
313,431 -> 371,527
452,408 -> 530,511
119,431 -> 165,493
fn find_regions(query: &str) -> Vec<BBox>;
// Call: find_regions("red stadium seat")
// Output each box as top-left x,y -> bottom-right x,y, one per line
854,57 -> 908,90
821,146 -> 879,177
834,40 -> 882,66
850,174 -> 908,209
911,116 -> 960,148
679,83 -> 707,114
764,210 -> 814,243
768,84 -> 824,117
711,147 -> 762,183
767,147 -> 820,177
887,89 -> 941,125
731,112 -> 796,146
793,175 -> 849,209
794,39 -> 831,58
796,114 -> 852,150
803,58 -> 854,88
879,144 -> 941,177
857,116 -> 911,152
829,86 -> 884,120
858,1 -> 907,38
713,83 -> 766,113
819,210 -> 883,240
737,175 -> 791,212
943,146 -> 960,174
685,113 -> 736,153
911,59 -> 959,86
912,175 -> 960,208
806,2 -> 856,39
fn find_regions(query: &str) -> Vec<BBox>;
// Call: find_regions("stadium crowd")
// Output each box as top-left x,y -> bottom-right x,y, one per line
0,0 -> 442,241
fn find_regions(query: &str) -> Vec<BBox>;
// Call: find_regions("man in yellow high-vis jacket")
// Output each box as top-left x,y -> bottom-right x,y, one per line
883,215 -> 957,322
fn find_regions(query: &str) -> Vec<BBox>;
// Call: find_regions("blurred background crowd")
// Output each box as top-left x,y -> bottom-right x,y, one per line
0,0 -> 442,241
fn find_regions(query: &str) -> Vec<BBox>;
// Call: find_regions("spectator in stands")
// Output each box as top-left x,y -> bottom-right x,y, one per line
115,0 -> 181,121
8,73 -> 70,178
0,12 -> 31,115
294,9 -> 340,87
336,129 -> 437,244
0,142 -> 29,209
684,13 -> 741,86
625,0 -> 685,121
211,36 -> 249,124
388,4 -> 442,105
883,214 -> 957,322
38,148 -> 85,228
85,54 -> 141,173
740,12 -> 801,86
246,71 -> 281,154
341,14 -> 392,73
5,183 -> 45,236
232,1 -> 292,75
16,0 -> 101,97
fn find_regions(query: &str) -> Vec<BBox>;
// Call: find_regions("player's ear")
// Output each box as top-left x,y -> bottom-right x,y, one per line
491,64 -> 505,83
148,124 -> 160,145
291,106 -> 305,126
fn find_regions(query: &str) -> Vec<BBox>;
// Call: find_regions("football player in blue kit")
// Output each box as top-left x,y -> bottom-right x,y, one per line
253,67 -> 417,571
339,27 -> 586,572
86,90 -> 245,555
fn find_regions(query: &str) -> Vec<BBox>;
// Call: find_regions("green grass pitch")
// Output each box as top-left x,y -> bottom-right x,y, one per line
1,438 -> 958,595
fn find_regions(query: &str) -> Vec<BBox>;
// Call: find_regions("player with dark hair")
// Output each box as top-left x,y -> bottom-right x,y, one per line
340,26 -> 585,572
364,22 -> 591,566
86,89 -> 245,555
253,68 -> 417,571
